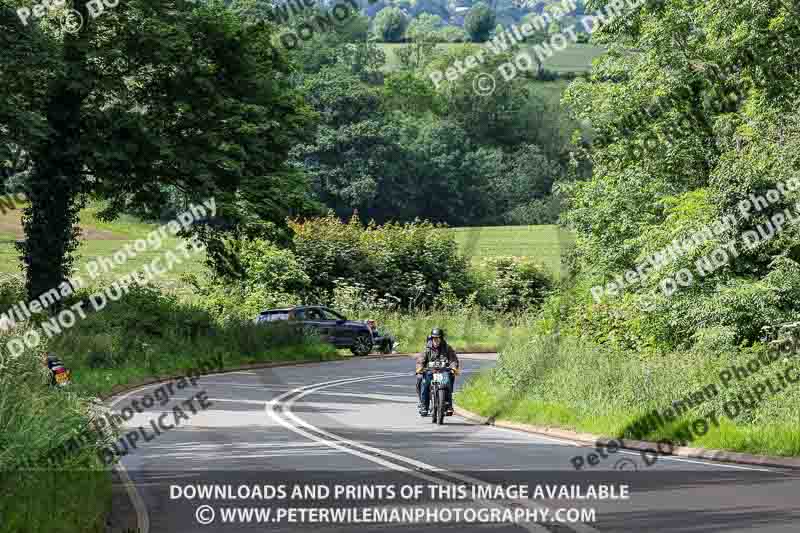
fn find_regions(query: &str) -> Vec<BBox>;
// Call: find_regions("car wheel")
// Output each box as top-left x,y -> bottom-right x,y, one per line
350,334 -> 373,356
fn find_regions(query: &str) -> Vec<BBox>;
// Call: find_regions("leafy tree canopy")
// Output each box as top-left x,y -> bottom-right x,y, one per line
373,6 -> 408,42
464,1 -> 496,42
1,0 -> 317,296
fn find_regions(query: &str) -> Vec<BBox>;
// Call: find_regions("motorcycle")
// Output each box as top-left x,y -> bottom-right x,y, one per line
45,354 -> 72,388
426,359 -> 454,425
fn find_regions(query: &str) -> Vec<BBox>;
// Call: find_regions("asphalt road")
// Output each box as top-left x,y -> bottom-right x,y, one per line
112,354 -> 800,533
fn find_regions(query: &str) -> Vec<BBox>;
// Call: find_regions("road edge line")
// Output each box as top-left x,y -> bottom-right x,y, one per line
101,354 -> 409,533
453,406 -> 800,471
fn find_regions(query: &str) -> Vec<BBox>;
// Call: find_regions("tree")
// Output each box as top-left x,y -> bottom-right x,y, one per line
338,40 -> 388,82
398,13 -> 440,69
372,6 -> 408,42
464,2 -> 495,42
407,0 -> 450,20
425,47 -> 552,149
562,0 -> 800,346
293,66 -> 505,225
520,12 -> 549,44
394,114 -> 502,225
291,68 -> 395,218
1,0 -> 317,299
407,13 -> 442,39
489,144 -> 562,223
382,72 -> 442,115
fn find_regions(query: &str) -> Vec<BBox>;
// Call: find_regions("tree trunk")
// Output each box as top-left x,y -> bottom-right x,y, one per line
18,0 -> 91,303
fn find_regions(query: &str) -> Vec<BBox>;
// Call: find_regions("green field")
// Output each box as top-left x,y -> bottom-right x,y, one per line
540,43 -> 606,72
0,202 -> 204,293
0,201 -> 570,288
379,42 -> 605,73
445,224 -> 573,278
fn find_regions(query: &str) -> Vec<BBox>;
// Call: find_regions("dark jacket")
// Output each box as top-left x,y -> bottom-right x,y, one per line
416,338 -> 459,371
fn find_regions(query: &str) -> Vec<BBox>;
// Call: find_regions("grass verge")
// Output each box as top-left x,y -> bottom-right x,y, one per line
456,330 -> 800,458
356,307 -> 536,354
0,280 -> 338,533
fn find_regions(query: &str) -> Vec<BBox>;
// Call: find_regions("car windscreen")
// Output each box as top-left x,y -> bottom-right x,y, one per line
261,312 -> 289,321
321,309 -> 345,320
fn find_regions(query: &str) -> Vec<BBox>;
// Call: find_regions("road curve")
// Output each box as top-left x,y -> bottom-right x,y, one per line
111,354 -> 800,533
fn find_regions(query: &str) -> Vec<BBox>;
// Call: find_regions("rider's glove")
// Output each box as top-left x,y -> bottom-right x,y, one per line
415,366 -> 423,374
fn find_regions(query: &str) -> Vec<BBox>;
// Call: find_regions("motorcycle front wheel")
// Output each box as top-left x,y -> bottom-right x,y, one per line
436,387 -> 446,425
430,385 -> 438,424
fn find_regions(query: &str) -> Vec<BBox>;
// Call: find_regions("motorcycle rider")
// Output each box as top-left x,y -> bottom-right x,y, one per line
415,328 -> 459,417
366,319 -> 398,353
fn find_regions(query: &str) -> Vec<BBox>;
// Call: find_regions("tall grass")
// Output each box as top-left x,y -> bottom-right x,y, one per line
457,326 -> 800,457
367,307 -> 535,353
0,278 -> 339,532
39,283 -> 340,397
0,338 -> 111,533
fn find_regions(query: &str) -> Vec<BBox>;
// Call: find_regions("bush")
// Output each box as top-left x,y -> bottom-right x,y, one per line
41,282 -> 332,388
289,214 -> 476,308
188,238 -> 310,323
193,281 -> 301,324
477,257 -> 552,312
0,274 -> 25,309
436,26 -> 468,42
238,239 -> 311,295
367,305 -> 536,354
331,280 -> 401,317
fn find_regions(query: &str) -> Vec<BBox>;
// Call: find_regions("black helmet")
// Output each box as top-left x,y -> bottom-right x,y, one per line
430,328 -> 444,339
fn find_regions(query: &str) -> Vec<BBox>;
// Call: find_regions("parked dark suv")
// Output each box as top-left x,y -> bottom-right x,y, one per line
256,306 -> 374,356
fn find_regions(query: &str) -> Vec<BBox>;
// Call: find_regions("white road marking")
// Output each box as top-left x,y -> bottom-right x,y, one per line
270,373 -> 588,533
109,358 -> 775,533
195,382 -> 295,389
614,449 -> 773,471
299,390 -> 416,402
109,382 -> 161,533
105,367 -> 308,533
205,397 -> 275,404
466,423 -> 773,472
